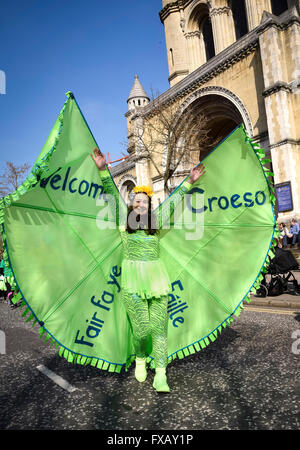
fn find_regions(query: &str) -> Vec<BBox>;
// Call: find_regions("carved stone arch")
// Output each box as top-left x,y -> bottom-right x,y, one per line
117,174 -> 137,204
178,86 -> 253,135
185,0 -> 210,32
159,87 -> 254,193
169,85 -> 254,162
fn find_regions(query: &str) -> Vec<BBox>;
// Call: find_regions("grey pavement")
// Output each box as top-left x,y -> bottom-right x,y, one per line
0,300 -> 299,431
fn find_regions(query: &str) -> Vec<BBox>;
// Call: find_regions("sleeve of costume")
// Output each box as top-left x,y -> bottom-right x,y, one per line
157,179 -> 193,230
98,168 -> 127,229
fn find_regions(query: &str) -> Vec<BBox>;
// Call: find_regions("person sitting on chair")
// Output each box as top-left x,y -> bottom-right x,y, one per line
287,218 -> 299,248
279,223 -> 288,247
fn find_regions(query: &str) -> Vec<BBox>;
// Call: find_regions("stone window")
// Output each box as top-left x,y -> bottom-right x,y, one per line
231,0 -> 248,40
201,16 -> 215,61
185,3 -> 215,69
170,48 -> 174,66
271,0 -> 288,16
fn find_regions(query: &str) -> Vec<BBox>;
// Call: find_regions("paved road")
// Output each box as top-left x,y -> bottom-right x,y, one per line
0,301 -> 299,431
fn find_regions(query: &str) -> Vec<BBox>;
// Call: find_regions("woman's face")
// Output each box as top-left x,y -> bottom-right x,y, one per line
132,193 -> 149,215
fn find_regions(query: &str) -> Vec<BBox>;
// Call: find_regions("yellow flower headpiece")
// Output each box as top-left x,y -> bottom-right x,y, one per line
132,185 -> 154,197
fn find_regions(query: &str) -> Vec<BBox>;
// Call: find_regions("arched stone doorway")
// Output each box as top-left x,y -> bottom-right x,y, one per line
177,86 -> 252,161
193,93 -> 243,159
118,177 -> 136,204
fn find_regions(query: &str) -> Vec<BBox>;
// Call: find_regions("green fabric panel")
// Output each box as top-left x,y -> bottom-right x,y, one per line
97,360 -> 104,370
188,345 -> 196,355
91,358 -> 98,367
183,347 -> 190,357
200,340 -> 206,349
177,350 -> 184,359
115,365 -> 122,373
204,337 -> 210,346
208,332 -> 216,342
102,361 -> 109,370
193,342 -> 201,351
0,93 -> 275,371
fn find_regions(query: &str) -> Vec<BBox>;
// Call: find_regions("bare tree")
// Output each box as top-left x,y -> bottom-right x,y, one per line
128,90 -> 214,194
0,161 -> 30,260
0,161 -> 30,197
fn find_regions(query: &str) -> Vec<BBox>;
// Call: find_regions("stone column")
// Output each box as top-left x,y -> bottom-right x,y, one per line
185,31 -> 206,71
259,19 -> 300,219
131,115 -> 151,186
244,0 -> 272,31
136,158 -> 151,186
210,6 -> 236,54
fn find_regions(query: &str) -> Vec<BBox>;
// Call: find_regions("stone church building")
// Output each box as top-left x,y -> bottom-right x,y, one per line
111,0 -> 300,220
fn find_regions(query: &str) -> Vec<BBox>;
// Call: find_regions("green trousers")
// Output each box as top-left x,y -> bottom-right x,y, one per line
121,290 -> 169,368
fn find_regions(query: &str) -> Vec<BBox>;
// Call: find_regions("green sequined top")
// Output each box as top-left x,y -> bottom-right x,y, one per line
99,168 -> 192,253
98,168 -> 192,298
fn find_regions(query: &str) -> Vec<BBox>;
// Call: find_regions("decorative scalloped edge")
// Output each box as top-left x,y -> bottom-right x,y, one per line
11,296 -> 133,373
0,116 -> 279,374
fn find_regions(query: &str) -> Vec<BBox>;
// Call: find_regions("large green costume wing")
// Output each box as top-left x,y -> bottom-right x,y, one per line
155,125 -> 279,365
0,93 -> 134,371
0,93 -> 279,372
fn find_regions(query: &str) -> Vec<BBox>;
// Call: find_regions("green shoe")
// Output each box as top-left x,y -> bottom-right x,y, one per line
135,357 -> 147,382
153,368 -> 170,393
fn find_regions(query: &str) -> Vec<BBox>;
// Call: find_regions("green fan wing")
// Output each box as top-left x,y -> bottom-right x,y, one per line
0,93 -> 134,371
154,125 -> 278,366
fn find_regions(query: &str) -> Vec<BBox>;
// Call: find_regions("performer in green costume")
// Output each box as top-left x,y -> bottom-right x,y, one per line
91,149 -> 205,392
0,93 -> 279,393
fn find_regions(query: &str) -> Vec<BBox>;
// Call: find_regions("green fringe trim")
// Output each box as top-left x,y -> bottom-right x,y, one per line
15,299 -> 129,373
242,124 -> 279,299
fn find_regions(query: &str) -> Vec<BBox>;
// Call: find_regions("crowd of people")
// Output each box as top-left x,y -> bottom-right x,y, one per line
278,218 -> 300,249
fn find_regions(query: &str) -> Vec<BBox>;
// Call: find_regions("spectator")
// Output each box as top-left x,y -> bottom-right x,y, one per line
279,223 -> 288,247
0,271 -> 6,299
0,260 -> 14,306
7,291 -> 14,308
287,218 -> 299,247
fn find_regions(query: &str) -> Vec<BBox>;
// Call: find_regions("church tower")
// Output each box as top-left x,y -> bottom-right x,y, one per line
114,1 -> 300,220
127,74 -> 150,111
126,75 -> 152,188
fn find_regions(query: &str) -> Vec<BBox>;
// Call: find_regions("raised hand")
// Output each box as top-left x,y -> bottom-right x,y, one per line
90,148 -> 106,171
188,163 -> 206,184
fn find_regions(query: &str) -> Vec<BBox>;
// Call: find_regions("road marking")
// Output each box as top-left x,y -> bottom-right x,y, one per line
244,306 -> 298,315
37,365 -> 77,393
0,330 -> 5,354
